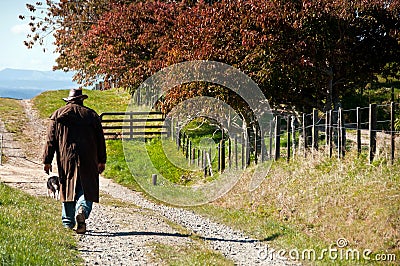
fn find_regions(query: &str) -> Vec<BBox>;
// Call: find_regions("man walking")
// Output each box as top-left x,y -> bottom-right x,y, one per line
42,88 -> 106,234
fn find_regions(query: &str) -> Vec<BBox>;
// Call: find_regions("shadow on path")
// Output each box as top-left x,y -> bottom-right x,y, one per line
85,230 -> 190,238
84,229 -> 280,244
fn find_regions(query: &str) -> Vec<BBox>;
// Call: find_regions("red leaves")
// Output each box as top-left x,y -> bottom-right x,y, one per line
22,0 -> 400,111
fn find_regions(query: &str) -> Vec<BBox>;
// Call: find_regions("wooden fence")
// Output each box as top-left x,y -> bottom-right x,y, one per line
100,111 -> 167,139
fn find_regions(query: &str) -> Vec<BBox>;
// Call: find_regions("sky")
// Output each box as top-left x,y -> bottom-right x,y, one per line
0,0 -> 58,71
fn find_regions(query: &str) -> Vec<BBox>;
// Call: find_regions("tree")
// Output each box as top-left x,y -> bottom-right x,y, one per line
22,0 -> 400,113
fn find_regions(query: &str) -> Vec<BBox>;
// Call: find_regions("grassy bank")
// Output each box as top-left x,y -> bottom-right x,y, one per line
200,151 -> 400,264
0,98 -> 27,137
0,183 -> 81,265
151,242 -> 233,265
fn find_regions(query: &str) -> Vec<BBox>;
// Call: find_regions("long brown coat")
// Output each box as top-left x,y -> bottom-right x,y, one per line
42,102 -> 106,203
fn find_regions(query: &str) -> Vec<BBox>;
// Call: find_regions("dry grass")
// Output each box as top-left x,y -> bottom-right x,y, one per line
211,150 -> 400,257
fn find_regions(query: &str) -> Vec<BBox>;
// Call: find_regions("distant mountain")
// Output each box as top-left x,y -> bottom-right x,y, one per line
0,68 -> 79,99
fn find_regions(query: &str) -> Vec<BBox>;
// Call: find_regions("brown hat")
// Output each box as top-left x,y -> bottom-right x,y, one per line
63,88 -> 88,102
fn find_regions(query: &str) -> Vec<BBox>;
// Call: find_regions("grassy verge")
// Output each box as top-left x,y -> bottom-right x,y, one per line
103,140 -> 141,191
150,242 -> 234,265
0,183 -> 82,265
201,151 -> 400,265
0,97 -> 32,161
0,98 -> 27,138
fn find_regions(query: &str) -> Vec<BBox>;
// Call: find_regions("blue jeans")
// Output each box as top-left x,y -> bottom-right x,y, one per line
61,182 -> 93,229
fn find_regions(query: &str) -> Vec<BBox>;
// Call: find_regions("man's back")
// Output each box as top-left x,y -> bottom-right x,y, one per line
43,101 -> 106,203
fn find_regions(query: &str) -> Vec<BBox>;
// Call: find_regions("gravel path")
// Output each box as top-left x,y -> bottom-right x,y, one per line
0,99 -> 297,265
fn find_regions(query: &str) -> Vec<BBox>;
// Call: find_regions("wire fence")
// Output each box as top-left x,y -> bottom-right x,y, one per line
270,102 -> 399,164
171,102 -> 400,175
114,99 -> 399,176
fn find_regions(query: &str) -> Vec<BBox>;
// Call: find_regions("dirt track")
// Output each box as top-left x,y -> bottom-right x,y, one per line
0,99 -> 294,265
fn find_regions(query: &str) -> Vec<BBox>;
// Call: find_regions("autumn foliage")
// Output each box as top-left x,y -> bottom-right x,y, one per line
22,0 -> 400,113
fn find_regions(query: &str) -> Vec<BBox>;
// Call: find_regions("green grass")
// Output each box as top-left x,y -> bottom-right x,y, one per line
0,183 -> 82,265
32,88 -> 131,118
0,97 -> 33,160
103,140 -> 141,191
182,117 -> 224,145
105,138 -> 216,187
146,138 -> 201,185
0,98 -> 27,137
150,242 -> 234,266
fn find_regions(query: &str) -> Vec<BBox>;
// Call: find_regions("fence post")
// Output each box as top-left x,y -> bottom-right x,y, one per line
191,148 -> 195,165
391,102 -> 395,164
228,138 -> 232,169
235,136 -> 238,169
177,130 -> 181,151
337,107 -> 346,158
186,137 -> 190,159
312,109 -> 319,153
170,118 -> 174,140
357,107 -> 362,156
269,120 -> 273,160
328,110 -> 333,158
129,113 -> 133,139
208,148 -> 213,176
325,111 -> 329,155
254,129 -> 258,164
274,116 -> 281,160
340,107 -> 346,158
188,140 -> 192,163
152,174 -> 157,185
198,149 -> 201,167
337,108 -> 341,158
246,130 -> 250,167
241,132 -> 245,169
218,141 -> 221,172
220,139 -> 225,173
369,103 -> 377,163
136,89 -> 141,105
287,116 -> 291,162
302,113 -> 307,157
261,130 -> 266,162
203,150 -> 207,177
291,116 -> 296,158
182,133 -> 185,154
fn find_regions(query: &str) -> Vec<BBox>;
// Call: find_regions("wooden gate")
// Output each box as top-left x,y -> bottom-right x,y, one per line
100,111 -> 167,139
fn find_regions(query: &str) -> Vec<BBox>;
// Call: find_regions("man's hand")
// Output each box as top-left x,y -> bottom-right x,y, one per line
98,163 -> 106,174
44,164 -> 52,175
